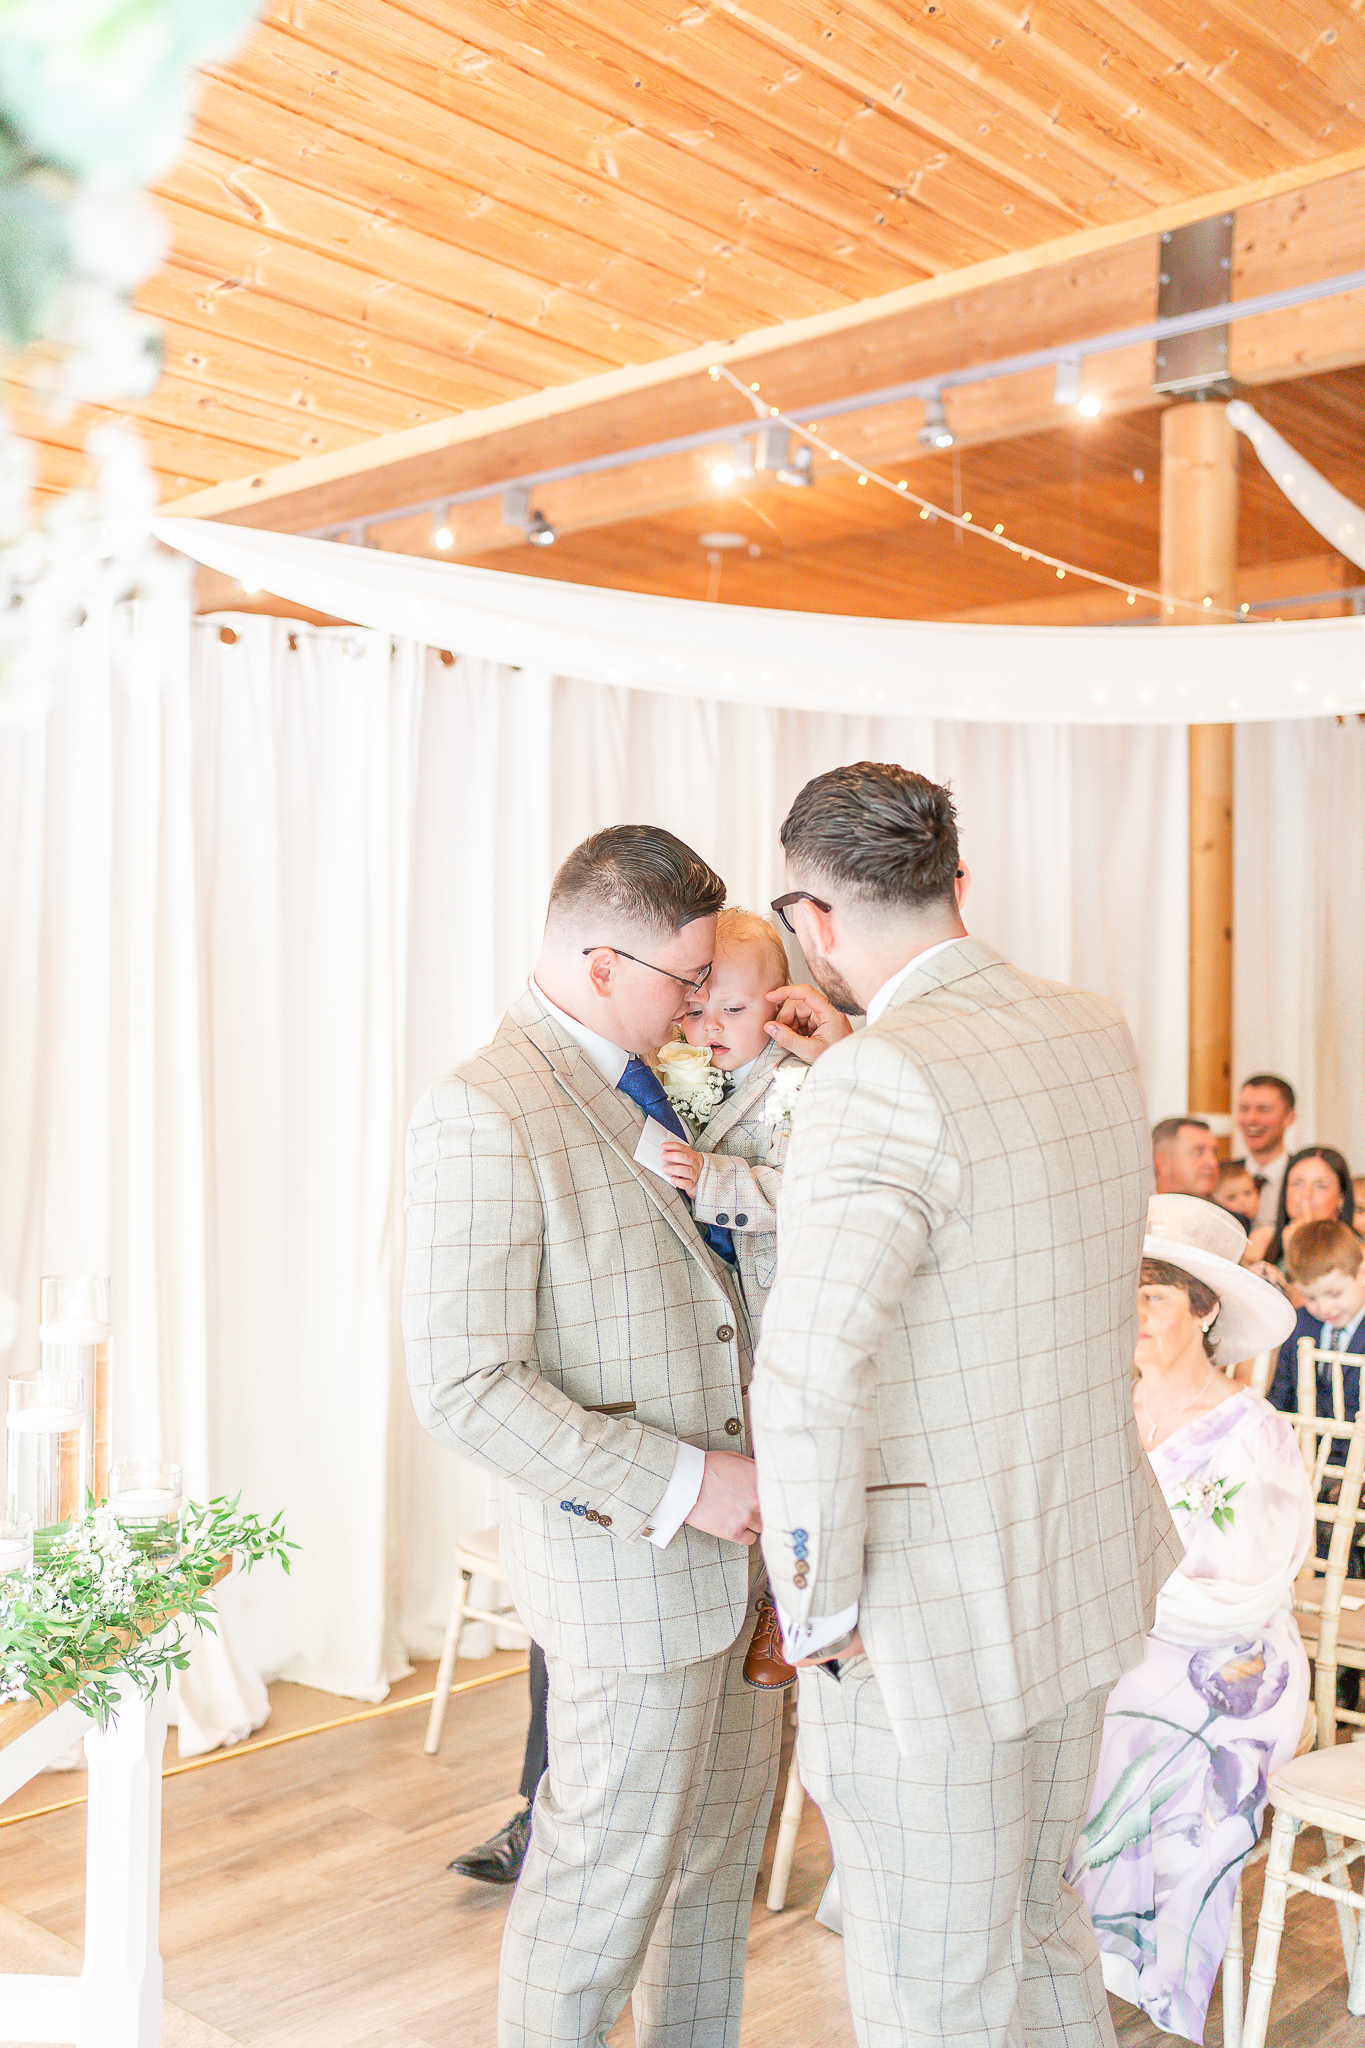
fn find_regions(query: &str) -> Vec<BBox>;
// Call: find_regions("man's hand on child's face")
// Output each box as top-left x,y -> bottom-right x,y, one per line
660,1140 -> 702,1195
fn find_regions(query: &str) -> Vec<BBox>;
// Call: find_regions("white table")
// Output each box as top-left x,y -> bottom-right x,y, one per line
0,1671 -> 169,2046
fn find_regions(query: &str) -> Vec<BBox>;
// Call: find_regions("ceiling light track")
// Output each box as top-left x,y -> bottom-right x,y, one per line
308,264 -> 1365,545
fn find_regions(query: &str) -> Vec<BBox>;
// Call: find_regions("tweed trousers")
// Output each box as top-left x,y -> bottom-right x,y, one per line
797,1664 -> 1115,2048
500,1562 -> 783,2048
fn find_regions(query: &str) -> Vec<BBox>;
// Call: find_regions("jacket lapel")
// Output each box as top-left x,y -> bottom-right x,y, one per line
509,989 -> 732,1290
698,1038 -> 786,1151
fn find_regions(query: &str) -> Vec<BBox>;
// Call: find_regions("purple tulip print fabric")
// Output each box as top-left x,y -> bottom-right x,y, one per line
1065,1391 -> 1312,2043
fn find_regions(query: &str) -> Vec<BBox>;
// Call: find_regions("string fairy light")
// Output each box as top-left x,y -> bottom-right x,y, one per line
707,363 -> 1240,621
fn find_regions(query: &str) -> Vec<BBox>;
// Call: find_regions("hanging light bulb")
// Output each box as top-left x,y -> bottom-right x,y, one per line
918,393 -> 954,449
527,510 -> 556,546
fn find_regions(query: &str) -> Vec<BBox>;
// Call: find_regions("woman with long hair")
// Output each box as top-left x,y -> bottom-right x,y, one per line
1249,1144 -> 1355,1269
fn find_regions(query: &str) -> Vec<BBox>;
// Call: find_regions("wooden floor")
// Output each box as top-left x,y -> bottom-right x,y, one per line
0,1654 -> 1361,2048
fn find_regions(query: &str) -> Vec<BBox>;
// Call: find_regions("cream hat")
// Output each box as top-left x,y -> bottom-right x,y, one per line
1143,1194 -> 1297,1368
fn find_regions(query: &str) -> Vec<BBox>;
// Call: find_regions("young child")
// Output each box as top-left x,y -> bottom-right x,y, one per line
654,907 -> 806,1321
1268,1218 -> 1365,1420
1214,1159 -> 1259,1232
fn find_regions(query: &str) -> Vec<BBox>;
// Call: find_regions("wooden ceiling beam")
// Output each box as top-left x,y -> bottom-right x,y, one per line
165,149 -> 1365,524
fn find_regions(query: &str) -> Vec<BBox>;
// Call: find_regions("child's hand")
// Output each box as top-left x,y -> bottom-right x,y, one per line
660,1140 -> 703,1195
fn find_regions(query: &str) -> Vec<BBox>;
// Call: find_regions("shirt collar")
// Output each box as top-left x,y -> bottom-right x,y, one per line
529,976 -> 630,1088
1326,1302 -> 1365,1349
728,1057 -> 758,1088
865,936 -> 970,1026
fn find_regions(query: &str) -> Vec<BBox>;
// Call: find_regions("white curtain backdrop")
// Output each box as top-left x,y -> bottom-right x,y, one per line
1234,716 -> 1365,1168
1,597 -> 1194,1703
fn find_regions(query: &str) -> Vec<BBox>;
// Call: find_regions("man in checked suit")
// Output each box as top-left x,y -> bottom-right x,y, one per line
751,763 -> 1180,2048
403,826 -> 783,2048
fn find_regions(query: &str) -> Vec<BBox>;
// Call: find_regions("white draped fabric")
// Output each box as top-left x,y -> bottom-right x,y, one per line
0,594 -> 1245,1707
1234,716 -> 1365,1167
154,518 -> 1365,726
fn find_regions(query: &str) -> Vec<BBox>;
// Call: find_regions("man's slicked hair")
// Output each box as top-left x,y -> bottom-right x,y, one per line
779,761 -> 960,911
546,825 -> 725,942
1241,1071 -> 1296,1112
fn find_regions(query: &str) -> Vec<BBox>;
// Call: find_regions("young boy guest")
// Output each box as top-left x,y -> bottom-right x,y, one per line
1268,1218 -> 1365,1422
1214,1159 -> 1259,1233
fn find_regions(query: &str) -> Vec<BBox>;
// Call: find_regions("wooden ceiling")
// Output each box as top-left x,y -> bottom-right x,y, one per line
11,0 -> 1365,619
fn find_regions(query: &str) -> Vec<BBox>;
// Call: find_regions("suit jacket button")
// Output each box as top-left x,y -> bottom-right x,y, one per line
725,1417 -> 742,1436
598,1514 -> 612,1527
717,1324 -> 734,1342
735,1213 -> 748,1226
716,1213 -> 729,1225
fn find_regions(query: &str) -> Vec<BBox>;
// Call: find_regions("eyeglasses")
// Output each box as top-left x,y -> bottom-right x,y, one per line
581,947 -> 713,996
770,890 -> 831,934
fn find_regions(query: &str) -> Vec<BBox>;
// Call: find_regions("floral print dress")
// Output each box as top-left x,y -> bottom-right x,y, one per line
1065,1390 -> 1312,2043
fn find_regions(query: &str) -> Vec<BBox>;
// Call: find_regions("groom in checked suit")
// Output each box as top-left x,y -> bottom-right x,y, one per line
403,826 -> 783,2048
752,763 -> 1180,2048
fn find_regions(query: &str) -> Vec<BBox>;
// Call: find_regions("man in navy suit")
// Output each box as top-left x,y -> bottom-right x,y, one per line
1268,1218 -> 1365,1422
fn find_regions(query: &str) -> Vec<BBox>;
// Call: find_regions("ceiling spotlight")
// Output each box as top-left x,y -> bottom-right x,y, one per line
1054,355 -> 1081,407
240,577 -> 260,595
699,530 -> 748,549
502,484 -> 555,544
526,510 -> 556,546
918,393 -> 954,450
1077,393 -> 1103,418
777,444 -> 815,488
711,461 -> 735,488
432,508 -> 453,549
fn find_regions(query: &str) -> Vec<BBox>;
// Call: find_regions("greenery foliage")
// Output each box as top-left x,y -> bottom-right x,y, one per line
0,1494 -> 295,1725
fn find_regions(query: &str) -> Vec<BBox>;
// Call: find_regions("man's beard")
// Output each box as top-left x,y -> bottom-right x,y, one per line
805,951 -> 864,1017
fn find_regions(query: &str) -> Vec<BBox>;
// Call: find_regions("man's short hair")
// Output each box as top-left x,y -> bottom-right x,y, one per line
715,907 -> 789,992
1152,1117 -> 1211,1151
546,826 -> 725,941
1240,1072 -> 1296,1112
1286,1218 -> 1363,1285
1217,1159 -> 1255,1186
778,762 -> 960,912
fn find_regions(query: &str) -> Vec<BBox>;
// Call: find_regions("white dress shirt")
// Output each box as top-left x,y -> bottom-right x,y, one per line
1323,1302 -> 1365,1352
530,978 -> 705,1547
774,935 -> 968,1665
1242,1147 -> 1289,1232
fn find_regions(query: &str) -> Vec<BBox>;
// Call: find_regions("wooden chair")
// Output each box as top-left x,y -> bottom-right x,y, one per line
766,1733 -> 805,1911
423,1525 -> 530,1756
1224,1344 -> 1365,2046
1288,1337 -> 1365,1747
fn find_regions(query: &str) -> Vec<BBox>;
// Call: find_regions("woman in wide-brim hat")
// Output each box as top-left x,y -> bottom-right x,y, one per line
1065,1194 -> 1310,2044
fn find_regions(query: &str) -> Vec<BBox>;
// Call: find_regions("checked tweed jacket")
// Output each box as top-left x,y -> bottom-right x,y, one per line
691,1038 -> 805,1320
403,987 -> 754,1673
752,936 -> 1181,1756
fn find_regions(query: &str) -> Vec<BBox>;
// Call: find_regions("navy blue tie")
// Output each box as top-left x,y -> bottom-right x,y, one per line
617,1056 -> 735,1265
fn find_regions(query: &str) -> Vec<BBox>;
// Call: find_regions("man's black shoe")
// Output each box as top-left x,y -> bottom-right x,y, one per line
448,1804 -> 532,1884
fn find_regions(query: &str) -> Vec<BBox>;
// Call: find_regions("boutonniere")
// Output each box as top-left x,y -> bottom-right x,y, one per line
763,1063 -> 808,1127
1172,1474 -> 1244,1533
655,1040 -> 727,1130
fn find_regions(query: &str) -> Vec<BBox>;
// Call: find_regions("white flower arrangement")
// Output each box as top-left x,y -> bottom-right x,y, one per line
1172,1474 -> 1244,1534
655,1041 -> 727,1131
763,1062 -> 808,1127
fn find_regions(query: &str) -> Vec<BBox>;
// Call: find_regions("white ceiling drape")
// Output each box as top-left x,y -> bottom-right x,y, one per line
153,517 -> 1365,727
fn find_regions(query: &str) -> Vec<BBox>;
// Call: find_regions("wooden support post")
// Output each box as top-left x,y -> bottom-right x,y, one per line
1161,401 -> 1238,1120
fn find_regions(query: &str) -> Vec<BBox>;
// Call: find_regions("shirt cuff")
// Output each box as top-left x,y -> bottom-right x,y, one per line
643,1440 -> 706,1547
775,1599 -> 860,1662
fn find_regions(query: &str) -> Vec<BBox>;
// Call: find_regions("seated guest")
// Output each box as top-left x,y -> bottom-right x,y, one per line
1152,1116 -> 1220,1198
1066,1195 -> 1305,2044
1213,1159 -> 1259,1233
1267,1218 -> 1365,1423
1249,1144 -> 1355,1270
1234,1073 -> 1297,1231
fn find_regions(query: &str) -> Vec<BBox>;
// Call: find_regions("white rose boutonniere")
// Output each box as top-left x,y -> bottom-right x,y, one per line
763,1063 -> 808,1127
655,1041 -> 727,1130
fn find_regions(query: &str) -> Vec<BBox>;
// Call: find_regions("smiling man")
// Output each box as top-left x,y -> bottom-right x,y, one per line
1234,1072 -> 1298,1229
403,825 -> 782,2048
